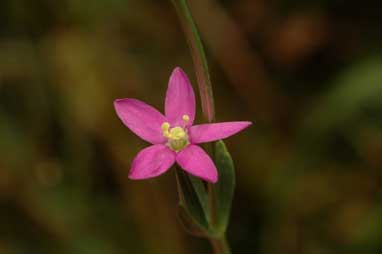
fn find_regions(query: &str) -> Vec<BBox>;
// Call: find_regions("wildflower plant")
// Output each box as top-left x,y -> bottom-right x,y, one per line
114,68 -> 251,183
114,0 -> 252,253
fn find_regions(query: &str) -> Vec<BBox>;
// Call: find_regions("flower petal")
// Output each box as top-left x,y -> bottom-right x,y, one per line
129,144 -> 176,180
165,67 -> 196,126
176,145 -> 217,183
189,121 -> 252,144
114,98 -> 167,144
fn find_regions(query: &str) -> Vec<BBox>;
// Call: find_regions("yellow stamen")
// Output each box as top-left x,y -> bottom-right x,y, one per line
161,122 -> 170,138
169,127 -> 186,140
161,121 -> 189,151
182,114 -> 190,124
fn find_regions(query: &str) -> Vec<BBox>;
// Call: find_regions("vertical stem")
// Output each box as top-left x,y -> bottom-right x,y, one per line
171,1 -> 231,253
171,0 -> 215,122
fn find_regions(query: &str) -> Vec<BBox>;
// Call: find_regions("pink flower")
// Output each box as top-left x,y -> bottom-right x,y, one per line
114,67 -> 252,183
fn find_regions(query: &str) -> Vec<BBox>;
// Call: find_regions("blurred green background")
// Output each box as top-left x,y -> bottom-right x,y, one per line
0,0 -> 381,253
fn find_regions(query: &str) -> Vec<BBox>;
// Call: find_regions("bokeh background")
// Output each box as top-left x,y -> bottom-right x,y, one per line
0,0 -> 381,253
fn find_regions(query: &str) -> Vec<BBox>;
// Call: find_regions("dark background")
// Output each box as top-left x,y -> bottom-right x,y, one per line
0,0 -> 381,253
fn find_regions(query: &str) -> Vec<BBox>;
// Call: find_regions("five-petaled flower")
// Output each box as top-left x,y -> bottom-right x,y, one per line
114,67 -> 251,183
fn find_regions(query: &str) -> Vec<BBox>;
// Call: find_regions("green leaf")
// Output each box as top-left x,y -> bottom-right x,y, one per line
212,140 -> 236,234
175,168 -> 209,230
189,174 -> 210,222
176,204 -> 207,237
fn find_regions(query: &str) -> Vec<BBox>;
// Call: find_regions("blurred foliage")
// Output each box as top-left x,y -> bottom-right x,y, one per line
0,0 -> 381,253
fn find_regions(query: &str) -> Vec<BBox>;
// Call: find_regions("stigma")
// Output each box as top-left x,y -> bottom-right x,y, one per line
161,115 -> 190,151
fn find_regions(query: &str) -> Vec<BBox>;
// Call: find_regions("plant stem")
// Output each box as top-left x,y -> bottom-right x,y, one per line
210,236 -> 231,254
171,0 -> 215,122
171,1 -> 232,253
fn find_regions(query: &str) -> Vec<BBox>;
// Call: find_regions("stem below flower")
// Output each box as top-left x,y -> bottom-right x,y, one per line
171,1 -> 232,254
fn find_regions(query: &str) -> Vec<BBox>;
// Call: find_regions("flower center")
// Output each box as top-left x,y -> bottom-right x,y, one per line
161,115 -> 190,151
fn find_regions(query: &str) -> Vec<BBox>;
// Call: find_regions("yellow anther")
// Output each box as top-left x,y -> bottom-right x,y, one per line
182,114 -> 190,123
169,127 -> 186,140
161,122 -> 170,137
161,121 -> 189,151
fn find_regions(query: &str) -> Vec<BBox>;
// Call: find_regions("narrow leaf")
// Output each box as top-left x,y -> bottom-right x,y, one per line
189,175 -> 210,223
175,168 -> 209,230
176,204 -> 207,237
212,140 -> 235,234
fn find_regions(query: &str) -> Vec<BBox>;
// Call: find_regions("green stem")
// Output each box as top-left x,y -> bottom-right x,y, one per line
171,0 -> 215,122
171,1 -> 231,253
